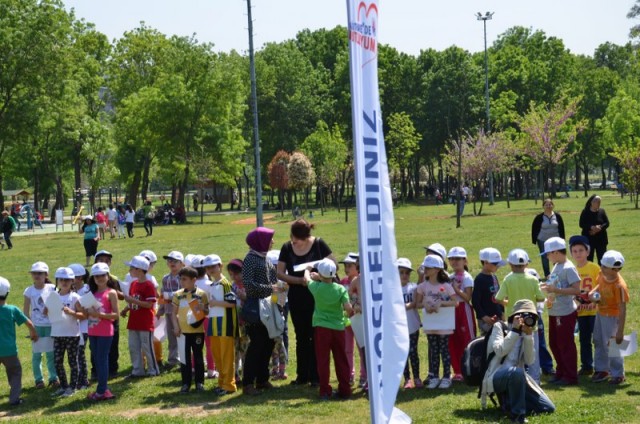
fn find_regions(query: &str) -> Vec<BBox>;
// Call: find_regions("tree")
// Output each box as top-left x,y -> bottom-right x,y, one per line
268,150 -> 290,216
610,145 -> 640,208
519,97 -> 584,198
288,151 -> 315,212
385,112 -> 420,201
300,120 -> 347,214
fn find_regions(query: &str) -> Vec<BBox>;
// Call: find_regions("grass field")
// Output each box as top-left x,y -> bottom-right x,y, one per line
0,191 -> 638,423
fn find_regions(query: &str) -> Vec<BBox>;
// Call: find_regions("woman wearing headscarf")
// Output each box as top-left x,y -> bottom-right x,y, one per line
579,195 -> 610,264
277,219 -> 336,386
242,227 -> 282,395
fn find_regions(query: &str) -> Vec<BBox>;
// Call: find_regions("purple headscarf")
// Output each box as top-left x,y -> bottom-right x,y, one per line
246,227 -> 275,254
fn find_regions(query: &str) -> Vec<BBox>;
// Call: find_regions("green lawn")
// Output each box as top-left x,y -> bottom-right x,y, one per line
0,191 -> 638,423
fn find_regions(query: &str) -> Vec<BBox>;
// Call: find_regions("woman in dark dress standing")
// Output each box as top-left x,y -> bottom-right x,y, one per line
579,195 -> 610,264
242,226 -> 282,395
531,198 -> 566,278
277,219 -> 337,386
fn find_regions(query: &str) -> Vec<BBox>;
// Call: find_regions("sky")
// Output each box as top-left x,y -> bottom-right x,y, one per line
63,0 -> 635,56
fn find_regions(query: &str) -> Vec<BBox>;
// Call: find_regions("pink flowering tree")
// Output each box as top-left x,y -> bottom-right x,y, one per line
267,150 -> 290,216
519,97 -> 584,198
444,130 -> 516,218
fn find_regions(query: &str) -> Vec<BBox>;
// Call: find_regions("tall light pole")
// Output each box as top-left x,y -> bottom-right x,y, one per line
477,11 -> 495,205
247,0 -> 263,227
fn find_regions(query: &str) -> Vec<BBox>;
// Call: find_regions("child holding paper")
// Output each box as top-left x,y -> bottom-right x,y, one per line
204,254 -> 238,395
50,267 -> 84,397
415,254 -> 457,390
84,263 -> 119,401
69,263 -> 91,389
171,266 -> 209,393
590,250 -> 630,385
0,276 -> 39,406
23,261 -> 58,389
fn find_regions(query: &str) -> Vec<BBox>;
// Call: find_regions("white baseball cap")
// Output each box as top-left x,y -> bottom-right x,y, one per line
479,248 -> 507,267
317,259 -> 337,279
190,254 -> 205,268
68,264 -> 87,277
395,258 -> 414,271
163,251 -> 184,262
30,261 -> 49,273
425,243 -> 446,259
266,250 -> 280,266
340,253 -> 358,264
90,262 -> 110,276
422,254 -> 444,269
54,267 -> 75,280
139,250 -> 158,263
0,277 -> 10,297
94,250 -> 113,260
83,215 -> 94,221
507,249 -> 531,265
183,254 -> 197,267
540,237 -> 566,255
526,268 -> 541,281
601,250 -> 625,268
202,254 -> 222,267
125,255 -> 150,271
447,246 -> 467,259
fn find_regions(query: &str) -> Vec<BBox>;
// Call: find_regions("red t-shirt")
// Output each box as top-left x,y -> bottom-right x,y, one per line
127,280 -> 157,332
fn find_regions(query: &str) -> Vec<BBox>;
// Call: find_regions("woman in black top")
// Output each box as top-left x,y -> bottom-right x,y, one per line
242,226 -> 281,395
579,195 -> 610,264
531,198 -> 565,278
277,219 -> 337,386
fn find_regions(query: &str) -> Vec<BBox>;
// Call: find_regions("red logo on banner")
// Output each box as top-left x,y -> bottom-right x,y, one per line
349,1 -> 378,62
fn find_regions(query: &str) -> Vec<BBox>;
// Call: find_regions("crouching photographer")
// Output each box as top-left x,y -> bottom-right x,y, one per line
481,300 -> 555,423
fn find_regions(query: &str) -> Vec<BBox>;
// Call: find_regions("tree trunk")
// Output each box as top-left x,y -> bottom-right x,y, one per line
171,183 -> 177,207
141,153 -> 151,203
128,168 -> 142,210
33,166 -> 40,216
55,176 -> 64,211
178,162 -> 189,211
243,167 -> 251,209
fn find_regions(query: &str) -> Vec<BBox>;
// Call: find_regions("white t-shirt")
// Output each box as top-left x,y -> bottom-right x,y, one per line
107,208 -> 118,221
402,282 -> 421,334
208,280 -> 225,318
51,292 -> 81,337
449,271 -> 474,302
125,211 -> 135,223
195,276 -> 211,293
23,284 -> 56,326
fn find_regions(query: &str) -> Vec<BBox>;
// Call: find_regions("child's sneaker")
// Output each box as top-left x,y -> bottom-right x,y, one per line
87,391 -> 104,401
439,378 -> 452,389
102,389 -> 115,400
403,379 -> 415,389
591,371 -> 610,383
196,383 -> 205,392
35,381 -> 45,389
207,370 -> 219,379
426,378 -> 440,389
51,388 -> 66,397
609,376 -> 625,385
48,380 -> 60,388
62,388 -> 75,397
452,374 -> 464,382
414,378 -> 424,388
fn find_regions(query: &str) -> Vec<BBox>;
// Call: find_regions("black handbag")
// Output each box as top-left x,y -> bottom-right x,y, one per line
241,297 -> 261,324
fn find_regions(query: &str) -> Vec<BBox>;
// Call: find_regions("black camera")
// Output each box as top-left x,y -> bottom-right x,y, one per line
518,312 -> 538,327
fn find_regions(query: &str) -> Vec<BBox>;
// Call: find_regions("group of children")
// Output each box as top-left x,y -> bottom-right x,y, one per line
0,233 -> 631,406
394,237 -> 630,392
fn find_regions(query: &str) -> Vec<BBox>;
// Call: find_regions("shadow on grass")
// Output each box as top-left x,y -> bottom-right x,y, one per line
451,407 -> 505,422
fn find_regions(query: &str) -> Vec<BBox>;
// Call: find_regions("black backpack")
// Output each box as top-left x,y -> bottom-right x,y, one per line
461,321 -> 508,387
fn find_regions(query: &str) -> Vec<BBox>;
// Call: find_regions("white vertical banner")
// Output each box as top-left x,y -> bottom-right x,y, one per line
346,1 -> 410,423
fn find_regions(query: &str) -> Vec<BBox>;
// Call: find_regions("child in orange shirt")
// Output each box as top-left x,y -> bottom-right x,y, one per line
589,250 -> 630,385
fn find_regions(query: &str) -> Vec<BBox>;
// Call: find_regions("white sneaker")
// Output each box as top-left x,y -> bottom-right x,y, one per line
51,388 -> 66,397
439,378 -> 452,389
426,378 -> 440,389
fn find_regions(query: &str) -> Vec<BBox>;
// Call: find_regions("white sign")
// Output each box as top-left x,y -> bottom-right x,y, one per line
347,1 -> 410,422
421,306 -> 456,332
43,291 -> 65,323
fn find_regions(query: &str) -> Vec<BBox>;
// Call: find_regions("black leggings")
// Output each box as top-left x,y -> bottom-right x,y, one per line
126,222 -> 134,238
143,218 -> 153,236
404,330 -> 420,380
54,336 -> 80,390
3,230 -> 12,249
289,297 -> 318,383
243,323 -> 275,386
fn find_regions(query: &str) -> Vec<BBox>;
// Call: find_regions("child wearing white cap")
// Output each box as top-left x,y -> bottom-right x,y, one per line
299,259 -> 353,399
446,247 -> 477,382
69,264 -> 91,389
0,276 -> 39,406
122,256 -> 159,377
472,248 -> 506,336
159,251 -> 185,371
397,258 -> 422,389
23,261 -> 58,389
539,237 -> 581,385
590,250 -> 630,385
415,255 -> 457,390
50,267 -> 84,397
